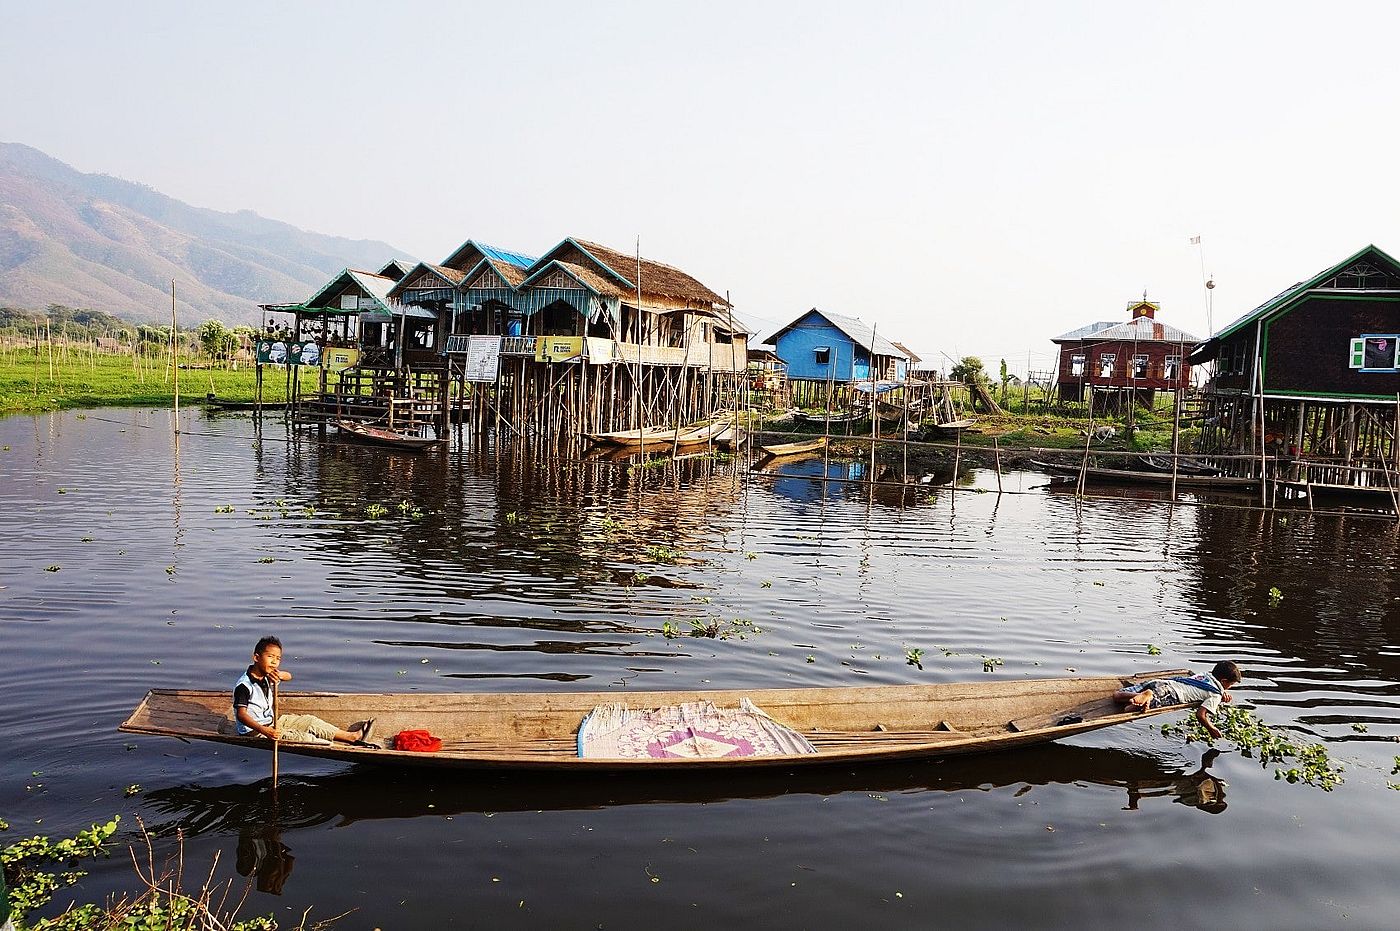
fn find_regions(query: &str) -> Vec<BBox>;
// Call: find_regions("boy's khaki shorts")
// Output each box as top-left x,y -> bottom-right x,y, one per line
276,713 -> 338,744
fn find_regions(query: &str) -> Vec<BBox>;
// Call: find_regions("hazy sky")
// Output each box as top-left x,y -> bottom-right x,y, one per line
4,1 -> 1399,372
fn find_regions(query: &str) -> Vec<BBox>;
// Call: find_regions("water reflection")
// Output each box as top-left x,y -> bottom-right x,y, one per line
143,742 -> 1229,850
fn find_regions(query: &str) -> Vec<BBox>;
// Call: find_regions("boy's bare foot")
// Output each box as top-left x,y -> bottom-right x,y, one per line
1126,690 -> 1153,712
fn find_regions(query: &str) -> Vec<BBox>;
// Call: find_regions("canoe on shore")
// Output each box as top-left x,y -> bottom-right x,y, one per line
336,419 -> 442,450
1029,459 -> 1260,490
118,671 -> 1188,772
759,436 -> 829,459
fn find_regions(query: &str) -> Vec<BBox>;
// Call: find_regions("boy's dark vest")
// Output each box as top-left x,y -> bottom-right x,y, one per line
234,670 -> 275,735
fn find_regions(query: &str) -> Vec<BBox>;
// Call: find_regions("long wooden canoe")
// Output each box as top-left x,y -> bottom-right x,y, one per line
759,436 -> 829,459
1030,459 -> 1259,490
119,672 -> 1189,773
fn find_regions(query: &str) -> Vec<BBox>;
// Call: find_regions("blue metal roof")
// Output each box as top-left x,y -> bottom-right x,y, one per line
478,243 -> 537,269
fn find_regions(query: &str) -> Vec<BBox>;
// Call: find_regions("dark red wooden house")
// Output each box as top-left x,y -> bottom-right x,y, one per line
1052,299 -> 1199,404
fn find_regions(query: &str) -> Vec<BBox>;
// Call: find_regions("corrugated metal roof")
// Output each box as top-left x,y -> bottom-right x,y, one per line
1188,244 -> 1400,362
786,309 -> 908,359
1073,316 -> 1198,344
1052,321 -> 1120,341
477,243 -> 537,269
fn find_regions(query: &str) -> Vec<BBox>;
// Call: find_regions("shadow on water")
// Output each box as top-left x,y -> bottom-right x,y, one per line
142,742 -> 1229,854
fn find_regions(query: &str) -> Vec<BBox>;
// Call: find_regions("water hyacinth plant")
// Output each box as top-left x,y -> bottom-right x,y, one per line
1162,705 -> 1343,790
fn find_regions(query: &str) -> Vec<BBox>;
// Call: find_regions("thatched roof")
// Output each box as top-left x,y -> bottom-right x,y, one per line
534,238 -> 727,307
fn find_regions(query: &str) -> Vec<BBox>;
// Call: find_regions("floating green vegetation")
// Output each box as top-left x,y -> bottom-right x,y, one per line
57,488 -> 67,494
1162,706 -> 1344,790
760,580 -> 773,588
44,564 -> 60,572
395,499 -> 422,519
3,816 -> 119,917
1352,722 -> 1368,733
1147,644 -> 1162,656
645,544 -> 680,564
504,511 -> 519,524
1268,586 -> 1284,607
256,556 -> 274,564
213,504 -> 235,513
805,654 -> 816,663
164,565 -> 176,575
744,552 -> 759,560
660,618 -> 764,641
365,503 -> 389,519
304,504 -> 318,518
3,816 -> 327,929
123,784 -> 141,797
982,656 -> 1003,672
906,648 -> 925,669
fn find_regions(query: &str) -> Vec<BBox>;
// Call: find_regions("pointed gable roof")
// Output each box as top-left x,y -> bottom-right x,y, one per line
529,237 -> 726,307
387,262 -> 467,300
767,308 -> 908,359
377,259 -> 415,282
1189,244 -> 1400,362
303,268 -> 397,312
441,239 -> 537,274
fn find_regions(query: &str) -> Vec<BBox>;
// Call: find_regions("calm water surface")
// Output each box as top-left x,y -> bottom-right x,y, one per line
3,408 -> 1400,929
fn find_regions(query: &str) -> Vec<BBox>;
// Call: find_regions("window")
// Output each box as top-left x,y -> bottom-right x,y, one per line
1099,353 -> 1116,378
1165,355 -> 1180,380
1352,335 -> 1400,371
1070,353 -> 1085,376
1132,355 -> 1149,378
814,346 -> 831,365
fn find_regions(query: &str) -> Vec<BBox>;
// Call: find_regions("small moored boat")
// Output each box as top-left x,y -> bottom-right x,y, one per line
336,419 -> 442,450
119,671 -> 1189,772
1029,459 -> 1259,490
759,436 -> 829,459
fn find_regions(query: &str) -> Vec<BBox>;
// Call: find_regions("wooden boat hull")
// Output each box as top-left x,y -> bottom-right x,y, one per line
119,672 -> 1187,773
759,437 -> 829,459
1030,460 -> 1259,490
336,419 -> 442,450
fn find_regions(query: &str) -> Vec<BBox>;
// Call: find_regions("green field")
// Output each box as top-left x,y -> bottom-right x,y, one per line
0,347 -> 287,414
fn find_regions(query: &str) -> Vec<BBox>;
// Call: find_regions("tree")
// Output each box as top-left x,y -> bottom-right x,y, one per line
197,319 -> 235,361
950,356 -> 989,386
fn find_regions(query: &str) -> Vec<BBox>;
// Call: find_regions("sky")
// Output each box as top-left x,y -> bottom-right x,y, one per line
4,1 -> 1400,373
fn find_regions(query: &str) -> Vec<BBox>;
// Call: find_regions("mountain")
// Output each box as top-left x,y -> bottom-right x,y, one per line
0,142 -> 413,325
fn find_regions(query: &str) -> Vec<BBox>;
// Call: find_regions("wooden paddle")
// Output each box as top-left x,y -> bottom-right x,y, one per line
271,675 -> 279,789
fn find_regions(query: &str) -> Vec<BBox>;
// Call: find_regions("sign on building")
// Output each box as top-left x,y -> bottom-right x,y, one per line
536,336 -> 583,363
464,335 -> 503,382
324,347 -> 360,371
256,340 -> 321,366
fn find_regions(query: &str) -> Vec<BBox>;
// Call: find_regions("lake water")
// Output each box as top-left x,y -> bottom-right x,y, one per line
3,408 -> 1399,929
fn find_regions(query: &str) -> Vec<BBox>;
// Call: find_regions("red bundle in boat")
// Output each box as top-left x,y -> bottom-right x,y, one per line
391,729 -> 443,752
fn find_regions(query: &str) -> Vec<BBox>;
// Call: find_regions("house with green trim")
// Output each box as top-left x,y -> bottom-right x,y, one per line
1189,245 -> 1400,471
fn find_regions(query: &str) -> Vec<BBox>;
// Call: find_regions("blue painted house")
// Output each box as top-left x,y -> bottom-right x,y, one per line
766,308 -> 909,385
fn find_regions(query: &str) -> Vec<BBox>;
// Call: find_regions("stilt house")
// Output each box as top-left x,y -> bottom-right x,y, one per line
765,308 -> 909,406
1189,244 -> 1400,491
1052,298 -> 1197,404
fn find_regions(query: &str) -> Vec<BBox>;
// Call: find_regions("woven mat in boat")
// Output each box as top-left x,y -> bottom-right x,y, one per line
577,698 -> 816,759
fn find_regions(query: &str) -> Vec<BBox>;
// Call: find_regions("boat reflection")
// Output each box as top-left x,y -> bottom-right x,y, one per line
144,742 -> 1229,846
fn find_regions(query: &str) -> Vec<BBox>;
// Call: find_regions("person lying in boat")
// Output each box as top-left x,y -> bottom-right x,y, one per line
234,636 -> 377,747
1112,661 -> 1241,740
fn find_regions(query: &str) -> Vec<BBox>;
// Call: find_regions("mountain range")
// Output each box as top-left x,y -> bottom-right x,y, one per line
0,142 -> 412,325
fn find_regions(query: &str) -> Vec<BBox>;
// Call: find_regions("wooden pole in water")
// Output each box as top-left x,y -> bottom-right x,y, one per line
271,675 -> 279,789
1169,384 -> 1182,502
993,436 -> 1002,493
171,280 -> 180,433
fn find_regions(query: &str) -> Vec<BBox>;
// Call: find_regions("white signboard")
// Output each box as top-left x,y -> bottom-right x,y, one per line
464,335 -> 502,382
340,294 -> 359,310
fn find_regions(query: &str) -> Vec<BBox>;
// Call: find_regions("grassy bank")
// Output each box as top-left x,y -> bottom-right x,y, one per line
0,348 -> 285,414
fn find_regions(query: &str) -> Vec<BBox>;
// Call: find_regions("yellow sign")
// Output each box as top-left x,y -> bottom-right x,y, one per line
536,336 -> 583,363
324,347 -> 360,371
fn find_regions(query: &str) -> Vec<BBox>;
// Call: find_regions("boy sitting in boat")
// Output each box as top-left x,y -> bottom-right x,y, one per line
234,636 -> 376,747
1113,661 -> 1241,739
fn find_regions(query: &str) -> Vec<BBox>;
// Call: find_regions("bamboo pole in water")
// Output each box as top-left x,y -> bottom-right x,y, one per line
171,280 -> 180,433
